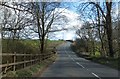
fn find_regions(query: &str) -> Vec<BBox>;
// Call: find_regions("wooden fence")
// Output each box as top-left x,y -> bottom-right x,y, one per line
0,50 -> 55,74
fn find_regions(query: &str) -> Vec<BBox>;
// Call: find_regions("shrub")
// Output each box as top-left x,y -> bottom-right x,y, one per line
16,69 -> 32,77
5,71 -> 17,77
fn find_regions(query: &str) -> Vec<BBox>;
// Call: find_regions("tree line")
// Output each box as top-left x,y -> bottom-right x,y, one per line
74,1 -> 119,58
0,2 -> 67,54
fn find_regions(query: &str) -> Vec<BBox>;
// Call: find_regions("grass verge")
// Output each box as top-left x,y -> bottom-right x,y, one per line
91,57 -> 119,70
71,44 -> 119,71
3,54 -> 57,77
76,53 -> 119,70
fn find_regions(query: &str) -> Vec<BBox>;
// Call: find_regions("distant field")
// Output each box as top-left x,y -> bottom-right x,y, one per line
2,39 -> 64,53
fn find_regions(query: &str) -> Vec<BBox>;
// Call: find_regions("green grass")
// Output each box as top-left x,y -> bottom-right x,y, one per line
76,53 -> 119,70
16,69 -> 32,77
46,40 -> 64,47
91,57 -> 119,70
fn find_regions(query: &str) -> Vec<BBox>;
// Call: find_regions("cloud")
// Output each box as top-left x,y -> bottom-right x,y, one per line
49,8 -> 82,40
54,8 -> 81,28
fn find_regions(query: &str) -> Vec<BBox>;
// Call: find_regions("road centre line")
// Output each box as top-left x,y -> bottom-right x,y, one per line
92,72 -> 101,79
64,46 -> 100,79
65,48 -> 100,79
76,62 -> 85,68
65,50 -> 85,68
71,58 -> 75,61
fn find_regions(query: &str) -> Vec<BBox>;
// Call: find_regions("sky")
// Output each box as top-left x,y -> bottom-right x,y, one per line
48,1 -> 119,40
47,2 -> 81,40
48,2 -> 82,40
28,2 -> 82,40
0,1 -> 119,40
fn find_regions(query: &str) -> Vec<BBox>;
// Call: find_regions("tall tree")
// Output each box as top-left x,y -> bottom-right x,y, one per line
105,1 -> 114,57
32,2 -> 60,53
85,1 -> 114,57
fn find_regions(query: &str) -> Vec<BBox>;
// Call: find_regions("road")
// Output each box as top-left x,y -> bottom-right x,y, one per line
41,42 -> 120,79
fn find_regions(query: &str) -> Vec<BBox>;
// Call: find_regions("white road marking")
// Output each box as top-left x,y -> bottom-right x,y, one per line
76,62 -> 85,68
76,62 -> 79,64
92,72 -> 101,79
71,58 -> 75,61
66,51 -> 85,68
63,47 -> 101,79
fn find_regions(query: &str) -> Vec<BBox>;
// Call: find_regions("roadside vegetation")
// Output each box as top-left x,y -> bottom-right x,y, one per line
71,40 -> 119,70
2,39 -> 39,54
71,31 -> 119,70
2,39 -> 63,77
2,39 -> 63,54
4,55 -> 57,77
71,2 -> 120,70
1,2 -> 65,77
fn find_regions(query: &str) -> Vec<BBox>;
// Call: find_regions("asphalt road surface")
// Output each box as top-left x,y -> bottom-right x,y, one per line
41,42 -> 120,79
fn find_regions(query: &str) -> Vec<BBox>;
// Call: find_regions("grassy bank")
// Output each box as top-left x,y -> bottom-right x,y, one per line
91,56 -> 119,70
77,53 -> 119,70
71,44 -> 120,71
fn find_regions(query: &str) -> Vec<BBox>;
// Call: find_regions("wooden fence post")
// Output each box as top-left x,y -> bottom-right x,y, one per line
13,52 -> 16,71
24,53 -> 26,68
4,61 -> 9,74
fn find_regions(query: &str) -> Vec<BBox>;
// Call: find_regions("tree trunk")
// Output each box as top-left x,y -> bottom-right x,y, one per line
41,2 -> 45,54
118,24 -> 120,58
106,2 -> 114,57
41,35 -> 45,54
118,2 -> 120,58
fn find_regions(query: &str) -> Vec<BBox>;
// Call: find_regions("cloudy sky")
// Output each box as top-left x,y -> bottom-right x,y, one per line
29,7 -> 81,40
48,4 -> 82,40
1,1 -> 119,40
48,1 -> 119,40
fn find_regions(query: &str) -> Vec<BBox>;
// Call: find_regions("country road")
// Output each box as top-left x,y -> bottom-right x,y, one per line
41,42 -> 120,79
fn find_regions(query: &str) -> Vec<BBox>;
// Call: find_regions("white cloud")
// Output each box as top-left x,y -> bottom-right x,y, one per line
49,8 -> 82,40
54,8 -> 82,28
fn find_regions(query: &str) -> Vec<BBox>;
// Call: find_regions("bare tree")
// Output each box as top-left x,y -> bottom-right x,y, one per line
118,1 -> 120,57
78,1 -> 114,57
31,2 -> 62,53
1,2 -> 34,40
1,2 -> 68,55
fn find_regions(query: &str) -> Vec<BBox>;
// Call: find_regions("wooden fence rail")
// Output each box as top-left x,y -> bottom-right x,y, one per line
0,51 -> 55,74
